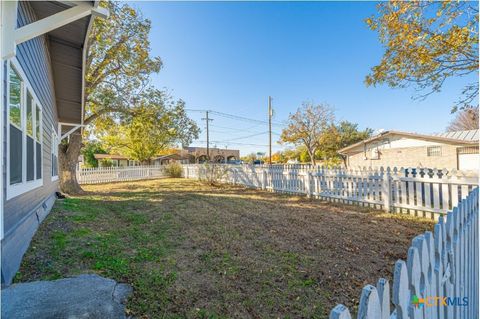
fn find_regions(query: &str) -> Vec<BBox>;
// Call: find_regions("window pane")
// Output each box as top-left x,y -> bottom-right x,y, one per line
27,136 -> 34,181
9,67 -> 22,128
52,154 -> 58,177
10,125 -> 22,184
36,142 -> 42,179
427,146 -> 441,157
36,105 -> 41,141
26,92 -> 33,137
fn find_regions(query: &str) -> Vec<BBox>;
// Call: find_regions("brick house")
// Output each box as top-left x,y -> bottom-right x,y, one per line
339,130 -> 479,171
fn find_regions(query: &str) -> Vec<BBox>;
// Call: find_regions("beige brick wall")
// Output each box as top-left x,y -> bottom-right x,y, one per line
346,144 -> 459,170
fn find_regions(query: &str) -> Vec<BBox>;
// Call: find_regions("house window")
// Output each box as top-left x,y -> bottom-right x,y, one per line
36,105 -> 42,179
427,146 -> 442,157
26,92 -> 34,181
7,61 -> 43,199
9,67 -> 23,185
52,126 -> 59,179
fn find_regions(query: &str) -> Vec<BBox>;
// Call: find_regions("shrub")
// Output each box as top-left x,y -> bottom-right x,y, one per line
200,163 -> 228,185
165,162 -> 183,178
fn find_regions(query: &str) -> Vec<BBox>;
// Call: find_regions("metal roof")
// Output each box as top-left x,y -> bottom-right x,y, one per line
434,129 -> 479,142
339,130 -> 478,154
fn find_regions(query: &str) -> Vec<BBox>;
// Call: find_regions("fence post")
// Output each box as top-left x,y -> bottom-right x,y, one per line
262,168 -> 267,190
381,167 -> 391,213
306,171 -> 312,198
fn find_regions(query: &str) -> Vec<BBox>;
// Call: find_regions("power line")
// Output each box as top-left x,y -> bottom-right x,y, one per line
195,140 -> 284,147
210,110 -> 285,127
185,108 -> 285,127
210,123 -> 266,132
214,131 -> 269,143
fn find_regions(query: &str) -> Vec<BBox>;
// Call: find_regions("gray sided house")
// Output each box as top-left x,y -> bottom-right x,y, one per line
1,1 -> 107,284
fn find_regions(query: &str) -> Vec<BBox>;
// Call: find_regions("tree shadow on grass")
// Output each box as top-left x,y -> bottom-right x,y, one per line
18,179 -> 434,318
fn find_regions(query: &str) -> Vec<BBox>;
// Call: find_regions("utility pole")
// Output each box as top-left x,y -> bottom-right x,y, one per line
202,111 -> 213,161
268,96 -> 272,164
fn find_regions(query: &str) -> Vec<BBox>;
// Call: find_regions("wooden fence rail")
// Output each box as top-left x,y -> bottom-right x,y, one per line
329,187 -> 479,319
183,163 -> 479,318
77,165 -> 167,184
182,164 -> 478,220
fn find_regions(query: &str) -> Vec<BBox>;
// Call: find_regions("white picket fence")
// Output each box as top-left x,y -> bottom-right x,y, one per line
182,164 -> 478,220
330,187 -> 478,319
77,165 -> 167,184
183,164 -> 479,318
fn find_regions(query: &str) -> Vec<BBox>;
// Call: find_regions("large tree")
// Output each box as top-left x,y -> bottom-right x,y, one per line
59,1 -> 162,193
318,121 -> 373,166
81,141 -> 106,168
365,1 -> 478,111
100,90 -> 199,163
447,107 -> 479,131
280,102 -> 334,165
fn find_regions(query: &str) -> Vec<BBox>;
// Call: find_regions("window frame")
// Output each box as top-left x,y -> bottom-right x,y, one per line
427,146 -> 442,157
51,125 -> 59,181
6,59 -> 44,200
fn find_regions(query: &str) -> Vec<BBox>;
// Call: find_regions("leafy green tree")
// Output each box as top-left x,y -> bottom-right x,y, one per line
299,147 -> 311,163
366,1 -> 478,111
81,141 -> 106,168
281,102 -> 334,165
100,89 -> 199,163
337,121 -> 373,149
318,121 -> 373,166
59,1 -> 162,193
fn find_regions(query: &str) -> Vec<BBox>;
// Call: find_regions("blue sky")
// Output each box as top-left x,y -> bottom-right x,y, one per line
131,1 -> 476,156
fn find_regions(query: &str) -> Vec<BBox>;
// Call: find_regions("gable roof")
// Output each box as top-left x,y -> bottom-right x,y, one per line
338,130 -> 479,154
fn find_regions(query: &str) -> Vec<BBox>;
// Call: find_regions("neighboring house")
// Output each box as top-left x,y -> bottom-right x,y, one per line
94,147 -> 241,166
94,154 -> 140,167
152,154 -> 189,165
185,147 -> 240,163
0,1 -> 107,284
339,130 -> 479,171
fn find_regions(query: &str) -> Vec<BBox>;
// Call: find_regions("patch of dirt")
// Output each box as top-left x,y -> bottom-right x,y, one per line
18,179 -> 434,318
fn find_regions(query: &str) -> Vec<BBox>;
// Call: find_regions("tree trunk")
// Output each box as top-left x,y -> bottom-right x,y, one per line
308,148 -> 316,166
58,132 -> 83,194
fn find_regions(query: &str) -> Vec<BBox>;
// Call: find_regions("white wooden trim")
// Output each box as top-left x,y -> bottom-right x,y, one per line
60,124 -> 82,141
0,0 -> 6,239
1,0 -> 18,59
51,124 -> 59,180
14,2 -> 107,46
1,1 -> 108,59
6,59 -> 44,200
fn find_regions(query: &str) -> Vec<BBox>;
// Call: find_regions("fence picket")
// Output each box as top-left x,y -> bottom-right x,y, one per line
181,164 -> 477,219
176,164 -> 479,319
77,165 -> 167,184
357,285 -> 382,319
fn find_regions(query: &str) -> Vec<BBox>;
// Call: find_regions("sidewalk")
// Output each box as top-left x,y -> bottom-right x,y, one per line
2,274 -> 132,319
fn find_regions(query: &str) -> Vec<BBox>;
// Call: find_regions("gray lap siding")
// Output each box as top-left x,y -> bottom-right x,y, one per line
2,1 -> 59,284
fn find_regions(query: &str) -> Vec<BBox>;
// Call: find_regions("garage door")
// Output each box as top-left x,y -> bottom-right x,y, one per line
458,146 -> 479,171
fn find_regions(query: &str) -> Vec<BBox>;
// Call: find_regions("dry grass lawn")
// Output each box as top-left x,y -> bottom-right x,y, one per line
16,178 -> 434,318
